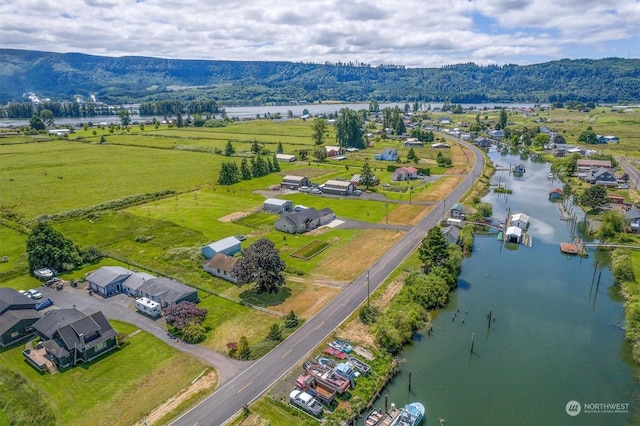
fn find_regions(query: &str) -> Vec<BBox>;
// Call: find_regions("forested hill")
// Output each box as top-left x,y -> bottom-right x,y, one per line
1,49 -> 639,105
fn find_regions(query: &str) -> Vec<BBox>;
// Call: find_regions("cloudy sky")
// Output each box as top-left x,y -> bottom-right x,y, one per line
1,0 -> 639,67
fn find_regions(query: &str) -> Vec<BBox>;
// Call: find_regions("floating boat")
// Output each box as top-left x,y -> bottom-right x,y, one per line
289,389 -> 323,417
560,242 -> 578,255
390,402 -> 425,426
324,346 -> 347,359
305,363 -> 350,393
365,408 -> 385,426
347,355 -> 371,375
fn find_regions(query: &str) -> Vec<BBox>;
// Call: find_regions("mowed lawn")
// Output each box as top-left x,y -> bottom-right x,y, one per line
0,321 -> 209,426
0,225 -> 28,274
0,140 -> 223,220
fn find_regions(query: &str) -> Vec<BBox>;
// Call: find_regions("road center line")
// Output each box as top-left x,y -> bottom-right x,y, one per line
236,381 -> 252,394
281,349 -> 292,358
316,321 -> 325,329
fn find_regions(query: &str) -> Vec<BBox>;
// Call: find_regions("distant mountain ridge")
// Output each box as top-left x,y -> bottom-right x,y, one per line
1,48 -> 639,105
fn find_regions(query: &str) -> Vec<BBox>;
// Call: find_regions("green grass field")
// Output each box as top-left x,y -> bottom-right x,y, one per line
0,321 -> 209,426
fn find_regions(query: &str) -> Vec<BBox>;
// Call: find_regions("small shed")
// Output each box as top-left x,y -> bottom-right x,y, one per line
505,226 -> 522,243
549,188 -> 564,201
513,164 -> 526,174
201,236 -> 242,259
276,154 -> 296,162
281,175 -> 310,189
264,198 -> 293,214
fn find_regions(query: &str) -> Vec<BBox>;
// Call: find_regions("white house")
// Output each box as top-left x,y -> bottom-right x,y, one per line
203,253 -> 239,283
510,213 -> 530,230
201,236 -> 242,259
505,226 -> 522,243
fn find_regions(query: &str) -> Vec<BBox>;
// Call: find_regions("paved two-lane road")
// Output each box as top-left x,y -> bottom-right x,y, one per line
173,140 -> 485,426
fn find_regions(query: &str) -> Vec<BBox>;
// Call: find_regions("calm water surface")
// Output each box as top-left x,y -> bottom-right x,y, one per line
369,149 -> 640,425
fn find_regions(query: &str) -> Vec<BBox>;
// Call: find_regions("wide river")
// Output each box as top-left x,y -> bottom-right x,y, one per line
369,148 -> 640,425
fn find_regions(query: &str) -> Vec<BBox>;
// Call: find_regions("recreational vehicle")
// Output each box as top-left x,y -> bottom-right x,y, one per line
135,297 -> 161,318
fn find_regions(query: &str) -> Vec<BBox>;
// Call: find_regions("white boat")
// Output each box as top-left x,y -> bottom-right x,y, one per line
390,402 -> 425,426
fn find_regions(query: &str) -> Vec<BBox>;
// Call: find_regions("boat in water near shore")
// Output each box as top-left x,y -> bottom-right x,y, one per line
390,402 -> 425,426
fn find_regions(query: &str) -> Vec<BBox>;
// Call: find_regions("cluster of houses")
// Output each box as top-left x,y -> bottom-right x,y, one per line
0,288 -> 117,373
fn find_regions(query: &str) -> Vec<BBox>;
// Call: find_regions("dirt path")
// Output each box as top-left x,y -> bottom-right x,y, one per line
137,370 -> 218,425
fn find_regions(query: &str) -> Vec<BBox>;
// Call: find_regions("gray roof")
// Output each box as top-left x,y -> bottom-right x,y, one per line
0,288 -> 37,315
43,338 -> 70,359
592,168 -> 615,179
0,309 -> 41,335
34,309 -> 87,339
87,266 -> 131,289
203,236 -> 241,253
626,207 -> 640,221
34,309 -> 116,352
264,198 -> 292,206
122,271 -> 155,292
278,208 -> 334,227
138,278 -> 197,305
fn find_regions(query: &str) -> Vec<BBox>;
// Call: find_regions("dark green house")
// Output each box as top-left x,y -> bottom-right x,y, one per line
24,308 -> 117,372
0,288 -> 41,348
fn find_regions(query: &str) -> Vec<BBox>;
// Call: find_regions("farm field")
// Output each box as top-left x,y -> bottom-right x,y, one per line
0,321 -> 210,426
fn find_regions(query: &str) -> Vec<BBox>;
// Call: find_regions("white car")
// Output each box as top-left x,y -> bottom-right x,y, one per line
27,289 -> 43,299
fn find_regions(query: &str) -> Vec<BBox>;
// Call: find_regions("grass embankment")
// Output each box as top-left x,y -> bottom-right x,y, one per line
0,321 -> 211,426
613,249 -> 640,364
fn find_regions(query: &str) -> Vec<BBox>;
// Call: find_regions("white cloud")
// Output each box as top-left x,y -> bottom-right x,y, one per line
0,0 -> 638,66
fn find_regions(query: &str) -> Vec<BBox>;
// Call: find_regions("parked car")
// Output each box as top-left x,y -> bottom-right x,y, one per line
298,186 -> 310,193
35,298 -> 54,311
353,189 -> 362,196
27,289 -> 42,299
311,188 -> 322,195
18,289 -> 28,296
289,390 -> 323,416
618,183 -> 630,189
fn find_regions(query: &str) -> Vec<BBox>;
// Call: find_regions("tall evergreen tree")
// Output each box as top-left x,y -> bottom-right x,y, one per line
311,118 -> 328,145
272,153 -> 281,172
240,158 -> 252,180
360,158 -> 375,189
225,140 -> 235,156
277,142 -> 284,153
336,108 -> 365,149
418,227 -> 450,272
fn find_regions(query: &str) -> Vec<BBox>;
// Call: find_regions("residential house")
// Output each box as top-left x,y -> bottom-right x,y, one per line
137,278 -> 199,307
625,207 -> 640,233
374,148 -> 398,161
488,129 -> 505,140
275,153 -> 296,162
450,203 -> 465,219
505,226 -> 523,243
549,188 -> 564,201
263,198 -> 293,214
576,159 -> 612,172
121,270 -> 155,297
325,146 -> 343,157
201,236 -> 242,259
323,180 -> 355,195
86,266 -> 131,297
585,168 -> 618,187
24,309 -> 117,372
510,213 -> 530,230
281,175 -> 310,190
403,138 -> 424,147
203,253 -> 239,284
554,144 -> 567,157
442,225 -> 461,245
0,288 -> 40,348
473,137 -> 491,148
392,166 -> 418,181
275,208 -> 335,234
350,174 -> 379,187
438,116 -> 452,125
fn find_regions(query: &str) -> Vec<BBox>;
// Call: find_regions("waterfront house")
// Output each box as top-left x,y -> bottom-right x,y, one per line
450,203 -> 465,219
625,207 -> 640,233
442,225 -> 461,245
576,159 -> 612,172
201,236 -> 242,259
473,137 -> 491,148
510,213 -> 530,230
203,253 -> 239,284
549,188 -> 564,201
263,198 -> 293,214
0,288 -> 40,348
585,168 -> 617,187
513,164 -> 526,174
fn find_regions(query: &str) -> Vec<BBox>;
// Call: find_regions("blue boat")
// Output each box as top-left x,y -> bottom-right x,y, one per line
390,402 -> 425,426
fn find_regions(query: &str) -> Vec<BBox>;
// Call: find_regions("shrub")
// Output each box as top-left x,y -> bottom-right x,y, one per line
181,322 -> 207,344
162,301 -> 207,330
266,323 -> 283,342
359,304 -> 381,324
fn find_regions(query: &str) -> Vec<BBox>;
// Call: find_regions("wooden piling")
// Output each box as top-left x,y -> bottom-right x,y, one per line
471,333 -> 475,353
385,394 -> 388,412
408,372 -> 412,391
